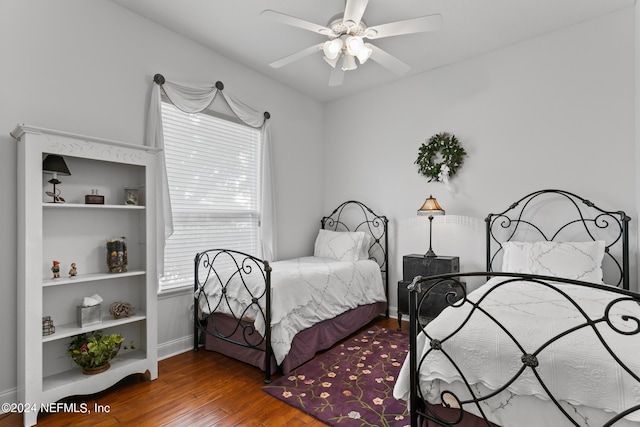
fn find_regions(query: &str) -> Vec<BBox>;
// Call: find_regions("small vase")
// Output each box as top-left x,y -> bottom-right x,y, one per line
124,187 -> 139,205
82,363 -> 110,375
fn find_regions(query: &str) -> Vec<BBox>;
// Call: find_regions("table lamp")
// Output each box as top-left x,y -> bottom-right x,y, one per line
42,154 -> 71,203
417,195 -> 445,257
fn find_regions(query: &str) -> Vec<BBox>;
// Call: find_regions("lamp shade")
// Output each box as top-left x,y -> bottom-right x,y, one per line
43,155 -> 71,176
345,36 -> 372,64
341,54 -> 358,71
322,39 -> 343,60
417,195 -> 445,216
356,44 -> 372,64
345,36 -> 364,55
323,54 -> 340,68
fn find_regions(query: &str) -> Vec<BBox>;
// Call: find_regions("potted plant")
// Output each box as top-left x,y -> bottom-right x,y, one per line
67,330 -> 132,375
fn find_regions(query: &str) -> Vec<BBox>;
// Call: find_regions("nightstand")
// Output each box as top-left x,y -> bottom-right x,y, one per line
397,254 -> 463,329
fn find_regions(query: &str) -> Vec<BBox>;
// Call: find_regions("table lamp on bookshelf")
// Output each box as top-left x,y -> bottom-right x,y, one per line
42,154 -> 71,203
417,195 -> 445,257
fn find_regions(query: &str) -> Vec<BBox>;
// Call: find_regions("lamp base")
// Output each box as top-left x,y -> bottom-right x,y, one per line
424,215 -> 437,257
46,181 -> 65,203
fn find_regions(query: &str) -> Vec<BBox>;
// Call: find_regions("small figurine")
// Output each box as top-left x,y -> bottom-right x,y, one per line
51,261 -> 60,279
69,262 -> 77,278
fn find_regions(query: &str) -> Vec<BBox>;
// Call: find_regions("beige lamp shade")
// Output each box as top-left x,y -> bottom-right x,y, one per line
417,195 -> 445,216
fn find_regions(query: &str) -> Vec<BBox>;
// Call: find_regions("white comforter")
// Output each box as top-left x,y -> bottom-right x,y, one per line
394,277 -> 640,424
197,256 -> 386,364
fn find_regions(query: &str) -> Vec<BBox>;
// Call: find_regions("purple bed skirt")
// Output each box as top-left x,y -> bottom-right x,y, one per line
423,404 -> 501,427
204,301 -> 388,374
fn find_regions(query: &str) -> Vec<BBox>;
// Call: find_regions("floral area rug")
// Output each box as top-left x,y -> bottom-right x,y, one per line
263,326 -> 409,426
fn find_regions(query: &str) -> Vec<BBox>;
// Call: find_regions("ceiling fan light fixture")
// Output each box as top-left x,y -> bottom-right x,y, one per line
356,44 -> 373,64
341,54 -> 357,71
323,54 -> 340,68
322,39 -> 343,60
345,36 -> 372,64
345,36 -> 364,55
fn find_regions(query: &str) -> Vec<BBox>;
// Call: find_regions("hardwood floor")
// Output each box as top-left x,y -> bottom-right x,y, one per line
1,317 -> 408,427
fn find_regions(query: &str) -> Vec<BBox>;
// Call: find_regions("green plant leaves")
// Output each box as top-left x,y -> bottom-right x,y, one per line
67,330 -> 129,368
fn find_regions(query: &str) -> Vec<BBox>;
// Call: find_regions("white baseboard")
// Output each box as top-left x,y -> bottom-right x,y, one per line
390,305 -> 399,319
0,387 -> 17,410
157,335 -> 194,361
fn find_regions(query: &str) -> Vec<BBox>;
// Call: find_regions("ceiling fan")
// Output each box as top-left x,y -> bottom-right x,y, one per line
261,0 -> 442,86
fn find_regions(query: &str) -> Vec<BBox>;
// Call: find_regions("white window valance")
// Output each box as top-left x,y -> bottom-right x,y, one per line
146,74 -> 276,280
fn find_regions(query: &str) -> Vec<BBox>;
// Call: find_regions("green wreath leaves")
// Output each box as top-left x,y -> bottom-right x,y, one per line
415,132 -> 466,183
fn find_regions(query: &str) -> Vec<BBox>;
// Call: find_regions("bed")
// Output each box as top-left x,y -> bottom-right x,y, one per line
393,189 -> 640,427
193,200 -> 388,383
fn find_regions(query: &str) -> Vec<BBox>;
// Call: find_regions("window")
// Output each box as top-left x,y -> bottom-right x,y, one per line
159,101 -> 262,292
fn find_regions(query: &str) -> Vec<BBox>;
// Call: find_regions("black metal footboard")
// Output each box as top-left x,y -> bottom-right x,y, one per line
193,249 -> 273,383
408,272 -> 640,427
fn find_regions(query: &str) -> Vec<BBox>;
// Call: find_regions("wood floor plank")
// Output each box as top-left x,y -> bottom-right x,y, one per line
0,317 -> 406,426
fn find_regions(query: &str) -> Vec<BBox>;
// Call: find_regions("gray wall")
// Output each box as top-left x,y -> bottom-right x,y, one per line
0,0 -> 637,406
323,8 -> 637,301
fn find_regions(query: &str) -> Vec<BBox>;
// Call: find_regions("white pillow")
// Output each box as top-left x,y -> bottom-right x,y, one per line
314,229 -> 365,262
502,241 -> 605,284
357,233 -> 373,261
501,241 -> 534,274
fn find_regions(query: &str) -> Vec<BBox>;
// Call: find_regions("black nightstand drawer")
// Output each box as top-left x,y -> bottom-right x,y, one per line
397,279 -> 465,322
397,254 -> 461,328
402,254 -> 459,282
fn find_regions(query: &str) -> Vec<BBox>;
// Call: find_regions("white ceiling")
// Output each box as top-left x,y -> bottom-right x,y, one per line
110,0 -> 635,102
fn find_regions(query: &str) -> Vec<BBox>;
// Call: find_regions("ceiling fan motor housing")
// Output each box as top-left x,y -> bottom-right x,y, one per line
326,14 -> 369,38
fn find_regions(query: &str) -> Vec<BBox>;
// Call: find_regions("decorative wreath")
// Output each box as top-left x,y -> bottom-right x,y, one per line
415,132 -> 467,183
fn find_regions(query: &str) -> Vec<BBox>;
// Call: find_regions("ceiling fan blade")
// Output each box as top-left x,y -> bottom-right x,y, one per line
269,43 -> 323,68
365,14 -> 442,40
343,0 -> 369,27
368,44 -> 411,75
328,62 -> 345,86
261,9 -> 334,36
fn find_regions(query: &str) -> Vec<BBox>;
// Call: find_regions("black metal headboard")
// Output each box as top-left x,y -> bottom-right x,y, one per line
485,189 -> 630,289
321,200 -> 389,312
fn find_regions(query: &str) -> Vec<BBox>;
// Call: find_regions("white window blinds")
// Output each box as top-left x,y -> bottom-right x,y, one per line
159,101 -> 262,292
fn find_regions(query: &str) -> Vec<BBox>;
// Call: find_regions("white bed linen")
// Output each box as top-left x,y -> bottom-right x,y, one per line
197,256 -> 386,364
411,379 -> 640,427
394,277 -> 640,425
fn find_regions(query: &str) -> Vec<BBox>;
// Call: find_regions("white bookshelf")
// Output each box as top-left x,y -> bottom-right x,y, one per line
15,124 -> 160,426
42,270 -> 146,287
